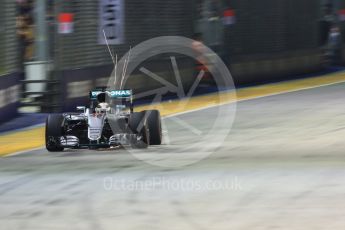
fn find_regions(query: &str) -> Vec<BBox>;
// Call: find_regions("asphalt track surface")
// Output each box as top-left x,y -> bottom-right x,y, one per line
2,83 -> 345,230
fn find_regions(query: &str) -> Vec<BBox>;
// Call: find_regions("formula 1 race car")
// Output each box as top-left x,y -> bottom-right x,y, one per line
45,87 -> 162,152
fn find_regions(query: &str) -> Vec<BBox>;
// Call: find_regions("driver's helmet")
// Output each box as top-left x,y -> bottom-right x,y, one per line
96,102 -> 110,113
95,92 -> 110,113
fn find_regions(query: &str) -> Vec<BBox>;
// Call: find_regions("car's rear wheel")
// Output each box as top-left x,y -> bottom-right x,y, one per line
129,112 -> 150,148
45,114 -> 64,152
145,110 -> 162,145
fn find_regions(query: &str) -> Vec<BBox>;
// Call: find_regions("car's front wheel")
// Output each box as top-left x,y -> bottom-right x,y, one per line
145,110 -> 162,145
45,114 -> 64,152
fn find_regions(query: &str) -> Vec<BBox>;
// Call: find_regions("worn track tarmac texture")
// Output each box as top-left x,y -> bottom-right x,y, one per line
1,74 -> 345,229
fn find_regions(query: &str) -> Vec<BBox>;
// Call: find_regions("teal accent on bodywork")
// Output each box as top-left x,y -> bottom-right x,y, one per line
90,90 -> 132,99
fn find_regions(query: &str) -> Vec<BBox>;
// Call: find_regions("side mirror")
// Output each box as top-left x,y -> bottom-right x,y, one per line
76,106 -> 86,113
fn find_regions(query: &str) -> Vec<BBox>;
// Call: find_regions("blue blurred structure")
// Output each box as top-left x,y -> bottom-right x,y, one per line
0,113 -> 47,134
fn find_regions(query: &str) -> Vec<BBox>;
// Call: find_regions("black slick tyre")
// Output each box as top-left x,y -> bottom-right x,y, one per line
145,110 -> 162,145
45,114 -> 64,152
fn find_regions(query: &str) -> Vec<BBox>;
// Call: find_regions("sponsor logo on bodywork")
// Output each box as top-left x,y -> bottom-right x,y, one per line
90,90 -> 132,99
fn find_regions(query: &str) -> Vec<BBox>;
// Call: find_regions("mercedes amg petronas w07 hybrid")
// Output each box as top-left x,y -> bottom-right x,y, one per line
45,88 -> 162,151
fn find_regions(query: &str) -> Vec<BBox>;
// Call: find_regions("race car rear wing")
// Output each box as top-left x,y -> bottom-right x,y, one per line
89,89 -> 133,113
89,90 -> 132,100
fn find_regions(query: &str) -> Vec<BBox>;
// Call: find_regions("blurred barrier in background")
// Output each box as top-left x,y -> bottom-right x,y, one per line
1,0 -> 345,122
196,0 -> 323,84
53,0 -> 194,111
0,1 -> 20,123
54,0 -> 326,111
338,1 -> 345,63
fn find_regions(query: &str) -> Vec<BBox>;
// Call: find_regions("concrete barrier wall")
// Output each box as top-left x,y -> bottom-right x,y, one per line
230,49 -> 324,85
0,73 -> 21,124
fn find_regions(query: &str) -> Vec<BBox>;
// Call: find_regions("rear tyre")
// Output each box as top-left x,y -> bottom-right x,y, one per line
145,110 -> 162,145
45,114 -> 64,152
129,112 -> 150,148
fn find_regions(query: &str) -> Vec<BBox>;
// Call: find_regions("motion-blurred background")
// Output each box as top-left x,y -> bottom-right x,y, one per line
0,0 -> 343,124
